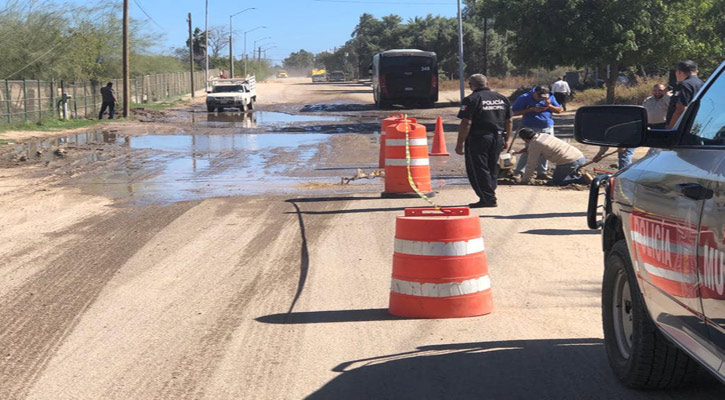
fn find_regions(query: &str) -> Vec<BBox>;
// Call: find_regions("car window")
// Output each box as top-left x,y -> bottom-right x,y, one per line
682,73 -> 725,146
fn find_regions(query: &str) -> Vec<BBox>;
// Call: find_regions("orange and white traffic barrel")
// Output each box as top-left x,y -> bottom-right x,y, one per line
382,119 -> 432,198
389,207 -> 493,318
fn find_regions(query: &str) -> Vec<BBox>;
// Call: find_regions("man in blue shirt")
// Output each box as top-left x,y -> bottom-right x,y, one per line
511,85 -> 563,178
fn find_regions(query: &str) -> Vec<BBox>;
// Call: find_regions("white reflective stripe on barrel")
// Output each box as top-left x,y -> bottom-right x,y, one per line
385,158 -> 429,166
394,237 -> 485,256
386,138 -> 428,146
391,276 -> 491,297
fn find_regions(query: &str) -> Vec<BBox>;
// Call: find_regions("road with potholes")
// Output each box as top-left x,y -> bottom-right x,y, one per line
0,78 -> 723,399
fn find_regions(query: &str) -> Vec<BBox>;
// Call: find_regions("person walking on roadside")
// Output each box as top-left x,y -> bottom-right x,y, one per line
666,60 -> 704,129
511,85 -> 563,179
515,128 -> 587,186
551,77 -> 571,111
455,74 -> 513,208
98,82 -> 118,120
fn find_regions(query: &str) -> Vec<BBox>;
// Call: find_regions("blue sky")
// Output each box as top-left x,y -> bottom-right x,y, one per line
67,0 -> 459,65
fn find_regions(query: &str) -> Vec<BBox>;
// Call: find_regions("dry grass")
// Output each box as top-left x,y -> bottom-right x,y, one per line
440,75 -> 539,92
572,77 -> 667,106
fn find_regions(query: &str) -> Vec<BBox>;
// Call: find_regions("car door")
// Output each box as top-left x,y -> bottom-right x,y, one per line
626,63 -> 725,371
699,157 -> 725,377
629,148 -> 718,364
638,64 -> 725,374
686,69 -> 725,375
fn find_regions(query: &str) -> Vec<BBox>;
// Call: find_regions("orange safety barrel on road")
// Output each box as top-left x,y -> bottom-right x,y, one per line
379,114 -> 414,168
382,119 -> 431,197
389,207 -> 493,318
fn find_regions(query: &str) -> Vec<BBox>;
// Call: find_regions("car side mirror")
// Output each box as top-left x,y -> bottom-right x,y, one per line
575,105 -> 647,147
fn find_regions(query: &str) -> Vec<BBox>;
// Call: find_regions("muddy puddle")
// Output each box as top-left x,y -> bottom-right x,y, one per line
2,109 -> 458,204
11,130 -> 382,204
171,110 -> 346,128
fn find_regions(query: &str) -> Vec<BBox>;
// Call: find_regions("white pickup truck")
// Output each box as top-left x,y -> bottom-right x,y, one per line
206,76 -> 257,112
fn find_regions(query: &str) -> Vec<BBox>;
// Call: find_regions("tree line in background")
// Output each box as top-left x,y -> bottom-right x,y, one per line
2,0 -> 723,102
0,0 -> 186,82
284,0 -> 724,102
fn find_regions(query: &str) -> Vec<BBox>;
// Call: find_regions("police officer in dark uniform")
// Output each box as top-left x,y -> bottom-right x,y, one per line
455,74 -> 513,208
666,60 -> 704,129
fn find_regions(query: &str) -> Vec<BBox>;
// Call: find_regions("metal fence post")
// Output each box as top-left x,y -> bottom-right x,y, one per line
37,80 -> 42,121
50,79 -> 55,118
91,81 -> 97,115
22,79 -> 28,122
4,80 -> 11,124
83,83 -> 88,118
72,83 -> 78,119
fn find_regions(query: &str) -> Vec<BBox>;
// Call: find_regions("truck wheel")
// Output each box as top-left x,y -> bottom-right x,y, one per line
248,99 -> 255,110
241,102 -> 248,112
217,107 -> 223,112
207,106 -> 214,112
602,240 -> 698,389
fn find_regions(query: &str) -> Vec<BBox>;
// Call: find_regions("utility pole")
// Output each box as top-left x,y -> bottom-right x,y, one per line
229,9 -> 256,79
456,0 -> 465,102
122,0 -> 130,117
483,18 -> 488,76
229,35 -> 234,77
205,0 -> 209,86
258,47 -> 261,62
244,26 -> 266,77
188,13 -> 195,97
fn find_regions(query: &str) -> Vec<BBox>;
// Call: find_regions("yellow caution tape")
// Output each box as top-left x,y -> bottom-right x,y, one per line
404,114 -> 440,210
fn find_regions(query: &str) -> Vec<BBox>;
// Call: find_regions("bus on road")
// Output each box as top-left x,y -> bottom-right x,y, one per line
372,49 -> 438,109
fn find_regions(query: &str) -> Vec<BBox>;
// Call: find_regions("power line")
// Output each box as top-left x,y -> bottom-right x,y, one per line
4,35 -> 75,80
132,0 -> 164,31
312,0 -> 455,4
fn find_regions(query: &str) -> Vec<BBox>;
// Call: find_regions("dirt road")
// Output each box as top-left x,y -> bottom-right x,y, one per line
0,78 -> 722,399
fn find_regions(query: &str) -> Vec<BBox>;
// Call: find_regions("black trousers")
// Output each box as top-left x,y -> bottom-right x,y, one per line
553,92 -> 567,110
464,133 -> 503,203
99,101 -> 115,119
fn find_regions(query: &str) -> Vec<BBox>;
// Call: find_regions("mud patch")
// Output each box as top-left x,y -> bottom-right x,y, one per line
300,104 -> 377,112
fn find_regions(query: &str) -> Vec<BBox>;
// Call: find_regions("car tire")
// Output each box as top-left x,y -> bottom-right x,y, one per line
216,107 -> 223,112
248,99 -> 255,111
241,102 -> 248,112
602,240 -> 698,389
207,106 -> 214,112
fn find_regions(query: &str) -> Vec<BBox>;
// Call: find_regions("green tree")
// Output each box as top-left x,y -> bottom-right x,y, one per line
480,0 -> 723,102
283,49 -> 315,71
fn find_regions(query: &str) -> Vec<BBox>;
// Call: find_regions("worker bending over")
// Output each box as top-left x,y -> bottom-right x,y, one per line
515,128 -> 587,186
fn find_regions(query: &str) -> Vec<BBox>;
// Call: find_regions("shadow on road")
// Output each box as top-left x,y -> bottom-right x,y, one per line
306,338 -> 724,400
286,196 -> 383,203
286,200 -> 310,313
256,308 -> 399,324
521,228 -> 599,235
284,206 -> 408,216
480,212 -> 587,220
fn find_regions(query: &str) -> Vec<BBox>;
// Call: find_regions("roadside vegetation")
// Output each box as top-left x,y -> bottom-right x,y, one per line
282,0 -> 724,104
0,1 -> 184,82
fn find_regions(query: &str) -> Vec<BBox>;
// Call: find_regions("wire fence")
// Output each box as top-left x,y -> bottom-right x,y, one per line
0,69 -> 219,125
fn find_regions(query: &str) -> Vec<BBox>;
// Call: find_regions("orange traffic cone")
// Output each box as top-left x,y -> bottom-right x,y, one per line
389,207 -> 493,318
430,116 -> 450,156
